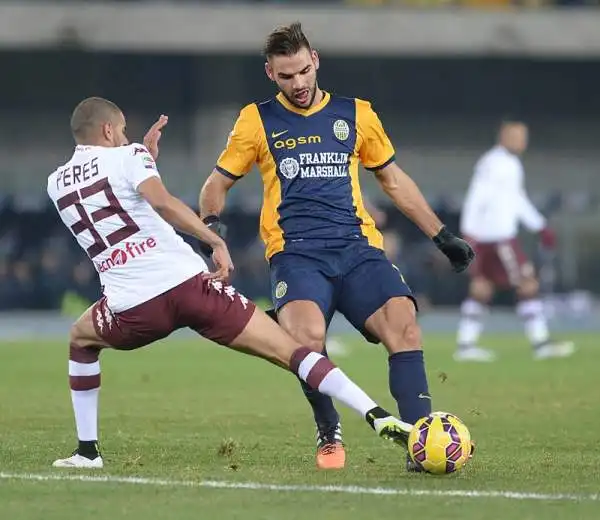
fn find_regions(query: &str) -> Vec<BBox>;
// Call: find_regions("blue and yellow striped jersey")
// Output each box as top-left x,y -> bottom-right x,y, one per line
216,92 -> 395,259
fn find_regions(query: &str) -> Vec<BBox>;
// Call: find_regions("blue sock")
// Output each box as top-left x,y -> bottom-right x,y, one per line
298,346 -> 339,431
388,350 -> 432,424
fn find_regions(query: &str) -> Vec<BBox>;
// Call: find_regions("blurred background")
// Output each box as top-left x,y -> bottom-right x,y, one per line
0,1 -> 599,330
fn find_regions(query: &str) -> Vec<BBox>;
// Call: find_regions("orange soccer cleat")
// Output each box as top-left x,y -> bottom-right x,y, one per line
316,423 -> 345,470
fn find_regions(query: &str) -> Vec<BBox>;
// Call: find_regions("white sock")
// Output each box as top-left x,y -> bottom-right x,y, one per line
69,360 -> 100,441
297,351 -> 378,417
457,299 -> 486,347
318,368 -> 378,417
516,299 -> 549,346
71,388 -> 99,441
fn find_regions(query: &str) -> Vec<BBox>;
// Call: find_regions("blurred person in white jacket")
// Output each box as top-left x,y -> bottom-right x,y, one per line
455,119 -> 574,362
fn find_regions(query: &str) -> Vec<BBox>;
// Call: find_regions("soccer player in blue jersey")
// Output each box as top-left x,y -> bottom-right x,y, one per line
199,23 -> 474,471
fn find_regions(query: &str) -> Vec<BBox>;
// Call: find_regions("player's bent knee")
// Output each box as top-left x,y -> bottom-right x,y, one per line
368,297 -> 422,353
517,276 -> 539,299
280,319 -> 326,352
229,308 -> 302,369
278,302 -> 327,352
470,277 -> 493,302
69,323 -> 86,349
402,321 -> 422,350
383,318 -> 422,354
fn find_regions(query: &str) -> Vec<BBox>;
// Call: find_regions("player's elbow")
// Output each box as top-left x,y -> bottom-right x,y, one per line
208,171 -> 234,191
377,172 -> 401,197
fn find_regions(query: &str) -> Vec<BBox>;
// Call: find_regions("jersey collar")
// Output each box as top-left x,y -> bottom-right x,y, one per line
275,90 -> 330,117
75,145 -> 100,152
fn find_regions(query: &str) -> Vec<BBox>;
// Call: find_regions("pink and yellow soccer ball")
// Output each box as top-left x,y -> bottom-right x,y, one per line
408,412 -> 473,475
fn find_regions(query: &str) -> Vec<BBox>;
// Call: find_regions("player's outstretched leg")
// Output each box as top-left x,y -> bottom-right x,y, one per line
268,305 -> 344,470
455,277 -> 496,362
364,296 -> 432,472
516,277 -> 575,360
229,308 -> 412,451
53,305 -> 109,469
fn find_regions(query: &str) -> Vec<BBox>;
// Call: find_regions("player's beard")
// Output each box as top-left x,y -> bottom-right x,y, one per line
282,81 -> 318,110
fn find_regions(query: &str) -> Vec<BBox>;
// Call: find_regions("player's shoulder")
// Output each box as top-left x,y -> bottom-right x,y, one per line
47,160 -> 67,194
121,143 -> 152,158
353,97 -> 373,109
231,102 -> 263,132
479,146 -> 519,167
47,151 -> 78,194
351,97 -> 382,125
240,100 -> 264,117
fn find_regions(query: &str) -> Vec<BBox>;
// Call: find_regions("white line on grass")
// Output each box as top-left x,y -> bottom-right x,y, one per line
0,472 -> 597,502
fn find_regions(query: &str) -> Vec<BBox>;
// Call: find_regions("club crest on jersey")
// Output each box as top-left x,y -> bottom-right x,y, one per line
279,157 -> 300,180
333,120 -> 350,141
143,156 -> 156,170
275,281 -> 287,299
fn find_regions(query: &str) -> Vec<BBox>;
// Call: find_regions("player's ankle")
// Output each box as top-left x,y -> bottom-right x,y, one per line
365,406 -> 391,430
78,440 -> 100,459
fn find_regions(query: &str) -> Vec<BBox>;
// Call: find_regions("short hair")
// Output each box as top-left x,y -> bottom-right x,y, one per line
70,97 -> 122,141
263,22 -> 311,59
499,115 -> 526,129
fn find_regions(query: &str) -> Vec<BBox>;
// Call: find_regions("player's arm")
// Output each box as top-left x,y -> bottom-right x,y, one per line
356,99 -> 473,272
139,177 -> 226,251
200,171 -> 236,220
198,104 -> 262,252
376,163 -> 473,272
125,144 -> 233,278
517,183 -> 545,233
516,174 -> 555,248
459,166 -> 496,239
374,163 -> 443,239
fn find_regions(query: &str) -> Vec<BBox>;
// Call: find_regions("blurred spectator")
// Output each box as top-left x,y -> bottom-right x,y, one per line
71,260 -> 101,303
0,259 -> 12,311
0,194 -> 569,311
37,246 -> 71,309
11,259 -> 37,310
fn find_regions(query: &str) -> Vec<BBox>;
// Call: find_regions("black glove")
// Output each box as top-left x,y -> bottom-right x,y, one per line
198,215 -> 227,258
433,226 -> 475,273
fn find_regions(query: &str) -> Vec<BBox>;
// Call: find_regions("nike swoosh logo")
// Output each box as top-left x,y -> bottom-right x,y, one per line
418,393 -> 431,400
271,130 -> 288,139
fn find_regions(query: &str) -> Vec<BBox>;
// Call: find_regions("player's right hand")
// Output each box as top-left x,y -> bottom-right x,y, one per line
143,114 -> 169,160
206,243 -> 235,282
539,227 -> 556,250
433,226 -> 475,273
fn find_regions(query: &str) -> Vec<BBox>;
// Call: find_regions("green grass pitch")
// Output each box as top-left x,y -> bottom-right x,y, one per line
0,332 -> 598,519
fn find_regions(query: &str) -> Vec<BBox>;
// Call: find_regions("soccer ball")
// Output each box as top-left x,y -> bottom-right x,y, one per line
408,411 -> 472,475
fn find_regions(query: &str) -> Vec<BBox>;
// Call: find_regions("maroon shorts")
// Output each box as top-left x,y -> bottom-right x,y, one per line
468,238 -> 534,288
92,274 -> 256,350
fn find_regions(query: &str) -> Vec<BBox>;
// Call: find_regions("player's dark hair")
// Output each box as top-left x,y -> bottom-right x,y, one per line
499,115 -> 525,129
70,97 -> 122,142
263,22 -> 311,58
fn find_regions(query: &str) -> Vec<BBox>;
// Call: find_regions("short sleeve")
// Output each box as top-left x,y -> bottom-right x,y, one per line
123,144 -> 161,190
215,104 -> 262,180
356,99 -> 395,171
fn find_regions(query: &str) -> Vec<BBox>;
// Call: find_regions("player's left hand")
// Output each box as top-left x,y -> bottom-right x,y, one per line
143,114 -> 169,160
433,226 -> 475,273
206,242 -> 235,282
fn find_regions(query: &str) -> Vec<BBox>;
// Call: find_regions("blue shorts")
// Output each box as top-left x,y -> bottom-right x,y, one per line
269,240 -> 416,343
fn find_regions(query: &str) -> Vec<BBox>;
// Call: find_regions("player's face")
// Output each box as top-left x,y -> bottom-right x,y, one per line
102,111 -> 129,147
501,123 -> 528,155
265,47 -> 320,109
